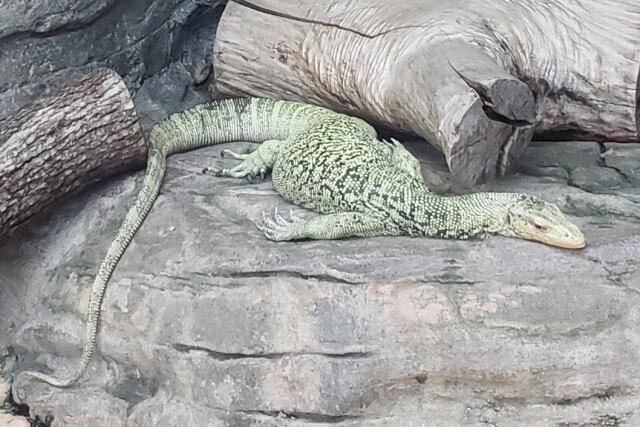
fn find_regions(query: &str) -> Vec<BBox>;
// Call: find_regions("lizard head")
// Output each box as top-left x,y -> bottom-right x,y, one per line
500,195 -> 585,249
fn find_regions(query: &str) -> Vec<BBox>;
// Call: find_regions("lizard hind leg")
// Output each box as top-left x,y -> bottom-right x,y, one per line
256,208 -> 393,241
204,139 -> 286,181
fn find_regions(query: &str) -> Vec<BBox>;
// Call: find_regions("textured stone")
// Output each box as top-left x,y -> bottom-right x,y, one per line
569,166 -> 626,193
602,142 -> 640,185
0,0 -> 114,38
133,63 -> 212,133
0,376 -> 29,427
0,412 -> 30,427
0,0 -> 225,122
516,140 -> 634,194
1,140 -> 639,425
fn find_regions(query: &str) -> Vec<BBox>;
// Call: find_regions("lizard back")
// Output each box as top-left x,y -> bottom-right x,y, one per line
272,115 -> 408,216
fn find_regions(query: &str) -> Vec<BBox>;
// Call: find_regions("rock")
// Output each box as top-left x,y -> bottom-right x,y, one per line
1,376 -> 30,427
0,376 -> 9,402
0,412 -> 30,427
0,0 -> 225,120
602,142 -> 640,185
1,140 -> 640,425
517,140 -> 601,171
516,140 -> 632,193
569,166 -> 625,193
133,63 -> 212,133
0,0 -> 115,38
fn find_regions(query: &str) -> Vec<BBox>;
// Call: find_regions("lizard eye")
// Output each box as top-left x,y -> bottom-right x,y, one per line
534,223 -> 548,231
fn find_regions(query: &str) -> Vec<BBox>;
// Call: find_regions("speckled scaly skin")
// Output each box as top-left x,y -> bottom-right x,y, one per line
20,97 -> 585,388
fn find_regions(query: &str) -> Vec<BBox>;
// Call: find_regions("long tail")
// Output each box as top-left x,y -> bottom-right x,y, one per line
21,97 -> 319,387
150,97 -> 324,156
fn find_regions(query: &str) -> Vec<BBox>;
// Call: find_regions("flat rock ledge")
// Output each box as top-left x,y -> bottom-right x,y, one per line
1,140 -> 639,426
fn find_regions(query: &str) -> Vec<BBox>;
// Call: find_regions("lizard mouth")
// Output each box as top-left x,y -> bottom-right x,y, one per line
534,233 -> 586,249
552,239 -> 586,249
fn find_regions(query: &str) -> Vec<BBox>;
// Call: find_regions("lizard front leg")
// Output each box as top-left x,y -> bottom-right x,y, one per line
204,139 -> 286,181
257,208 -> 394,241
384,137 -> 426,186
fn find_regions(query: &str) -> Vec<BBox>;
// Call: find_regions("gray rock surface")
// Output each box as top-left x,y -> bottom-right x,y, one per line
1,139 -> 639,426
0,0 -> 224,124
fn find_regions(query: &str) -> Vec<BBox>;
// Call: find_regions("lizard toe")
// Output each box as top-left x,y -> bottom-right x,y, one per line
273,207 -> 290,226
256,207 -> 305,241
202,166 -> 225,176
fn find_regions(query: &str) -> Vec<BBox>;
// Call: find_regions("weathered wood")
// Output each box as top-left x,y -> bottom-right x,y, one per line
213,0 -> 640,185
0,68 -> 146,239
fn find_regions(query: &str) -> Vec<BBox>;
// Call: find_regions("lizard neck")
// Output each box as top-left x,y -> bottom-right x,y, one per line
394,183 -> 520,239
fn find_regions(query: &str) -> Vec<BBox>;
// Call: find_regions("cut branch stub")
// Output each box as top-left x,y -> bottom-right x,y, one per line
0,68 -> 147,239
385,40 -> 536,184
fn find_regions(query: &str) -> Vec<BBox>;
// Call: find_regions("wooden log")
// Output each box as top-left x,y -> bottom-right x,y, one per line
0,68 -> 146,239
213,0 -> 640,185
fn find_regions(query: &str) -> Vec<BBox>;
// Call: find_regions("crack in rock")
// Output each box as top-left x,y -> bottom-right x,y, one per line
169,343 -> 373,361
189,270 -> 364,285
239,409 -> 361,423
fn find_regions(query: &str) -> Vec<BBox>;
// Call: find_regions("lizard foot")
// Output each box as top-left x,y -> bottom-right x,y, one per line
256,207 -> 305,241
220,147 -> 255,160
202,164 -> 269,182
204,146 -> 273,182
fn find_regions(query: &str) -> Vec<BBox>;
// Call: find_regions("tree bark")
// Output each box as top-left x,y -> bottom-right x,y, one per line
213,0 -> 640,185
0,68 -> 147,240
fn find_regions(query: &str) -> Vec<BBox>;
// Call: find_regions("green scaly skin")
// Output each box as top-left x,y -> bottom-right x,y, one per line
20,97 -> 585,387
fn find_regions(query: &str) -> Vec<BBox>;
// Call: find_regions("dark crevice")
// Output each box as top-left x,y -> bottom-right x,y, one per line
480,105 -> 534,127
414,374 -> 427,384
598,142 -> 608,154
551,386 -> 620,407
534,129 -> 605,142
192,270 -> 363,285
170,343 -> 373,361
448,61 -> 534,127
426,276 -> 477,286
240,409 -> 360,423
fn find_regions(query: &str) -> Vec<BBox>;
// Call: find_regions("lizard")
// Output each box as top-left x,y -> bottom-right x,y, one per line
19,97 -> 585,387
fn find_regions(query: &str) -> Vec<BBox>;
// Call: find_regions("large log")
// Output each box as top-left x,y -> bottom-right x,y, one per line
213,0 -> 640,185
0,68 -> 147,240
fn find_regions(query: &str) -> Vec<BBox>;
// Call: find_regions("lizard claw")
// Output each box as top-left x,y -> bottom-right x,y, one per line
202,167 -> 225,176
288,208 -> 302,222
273,207 -> 290,226
256,207 -> 305,241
